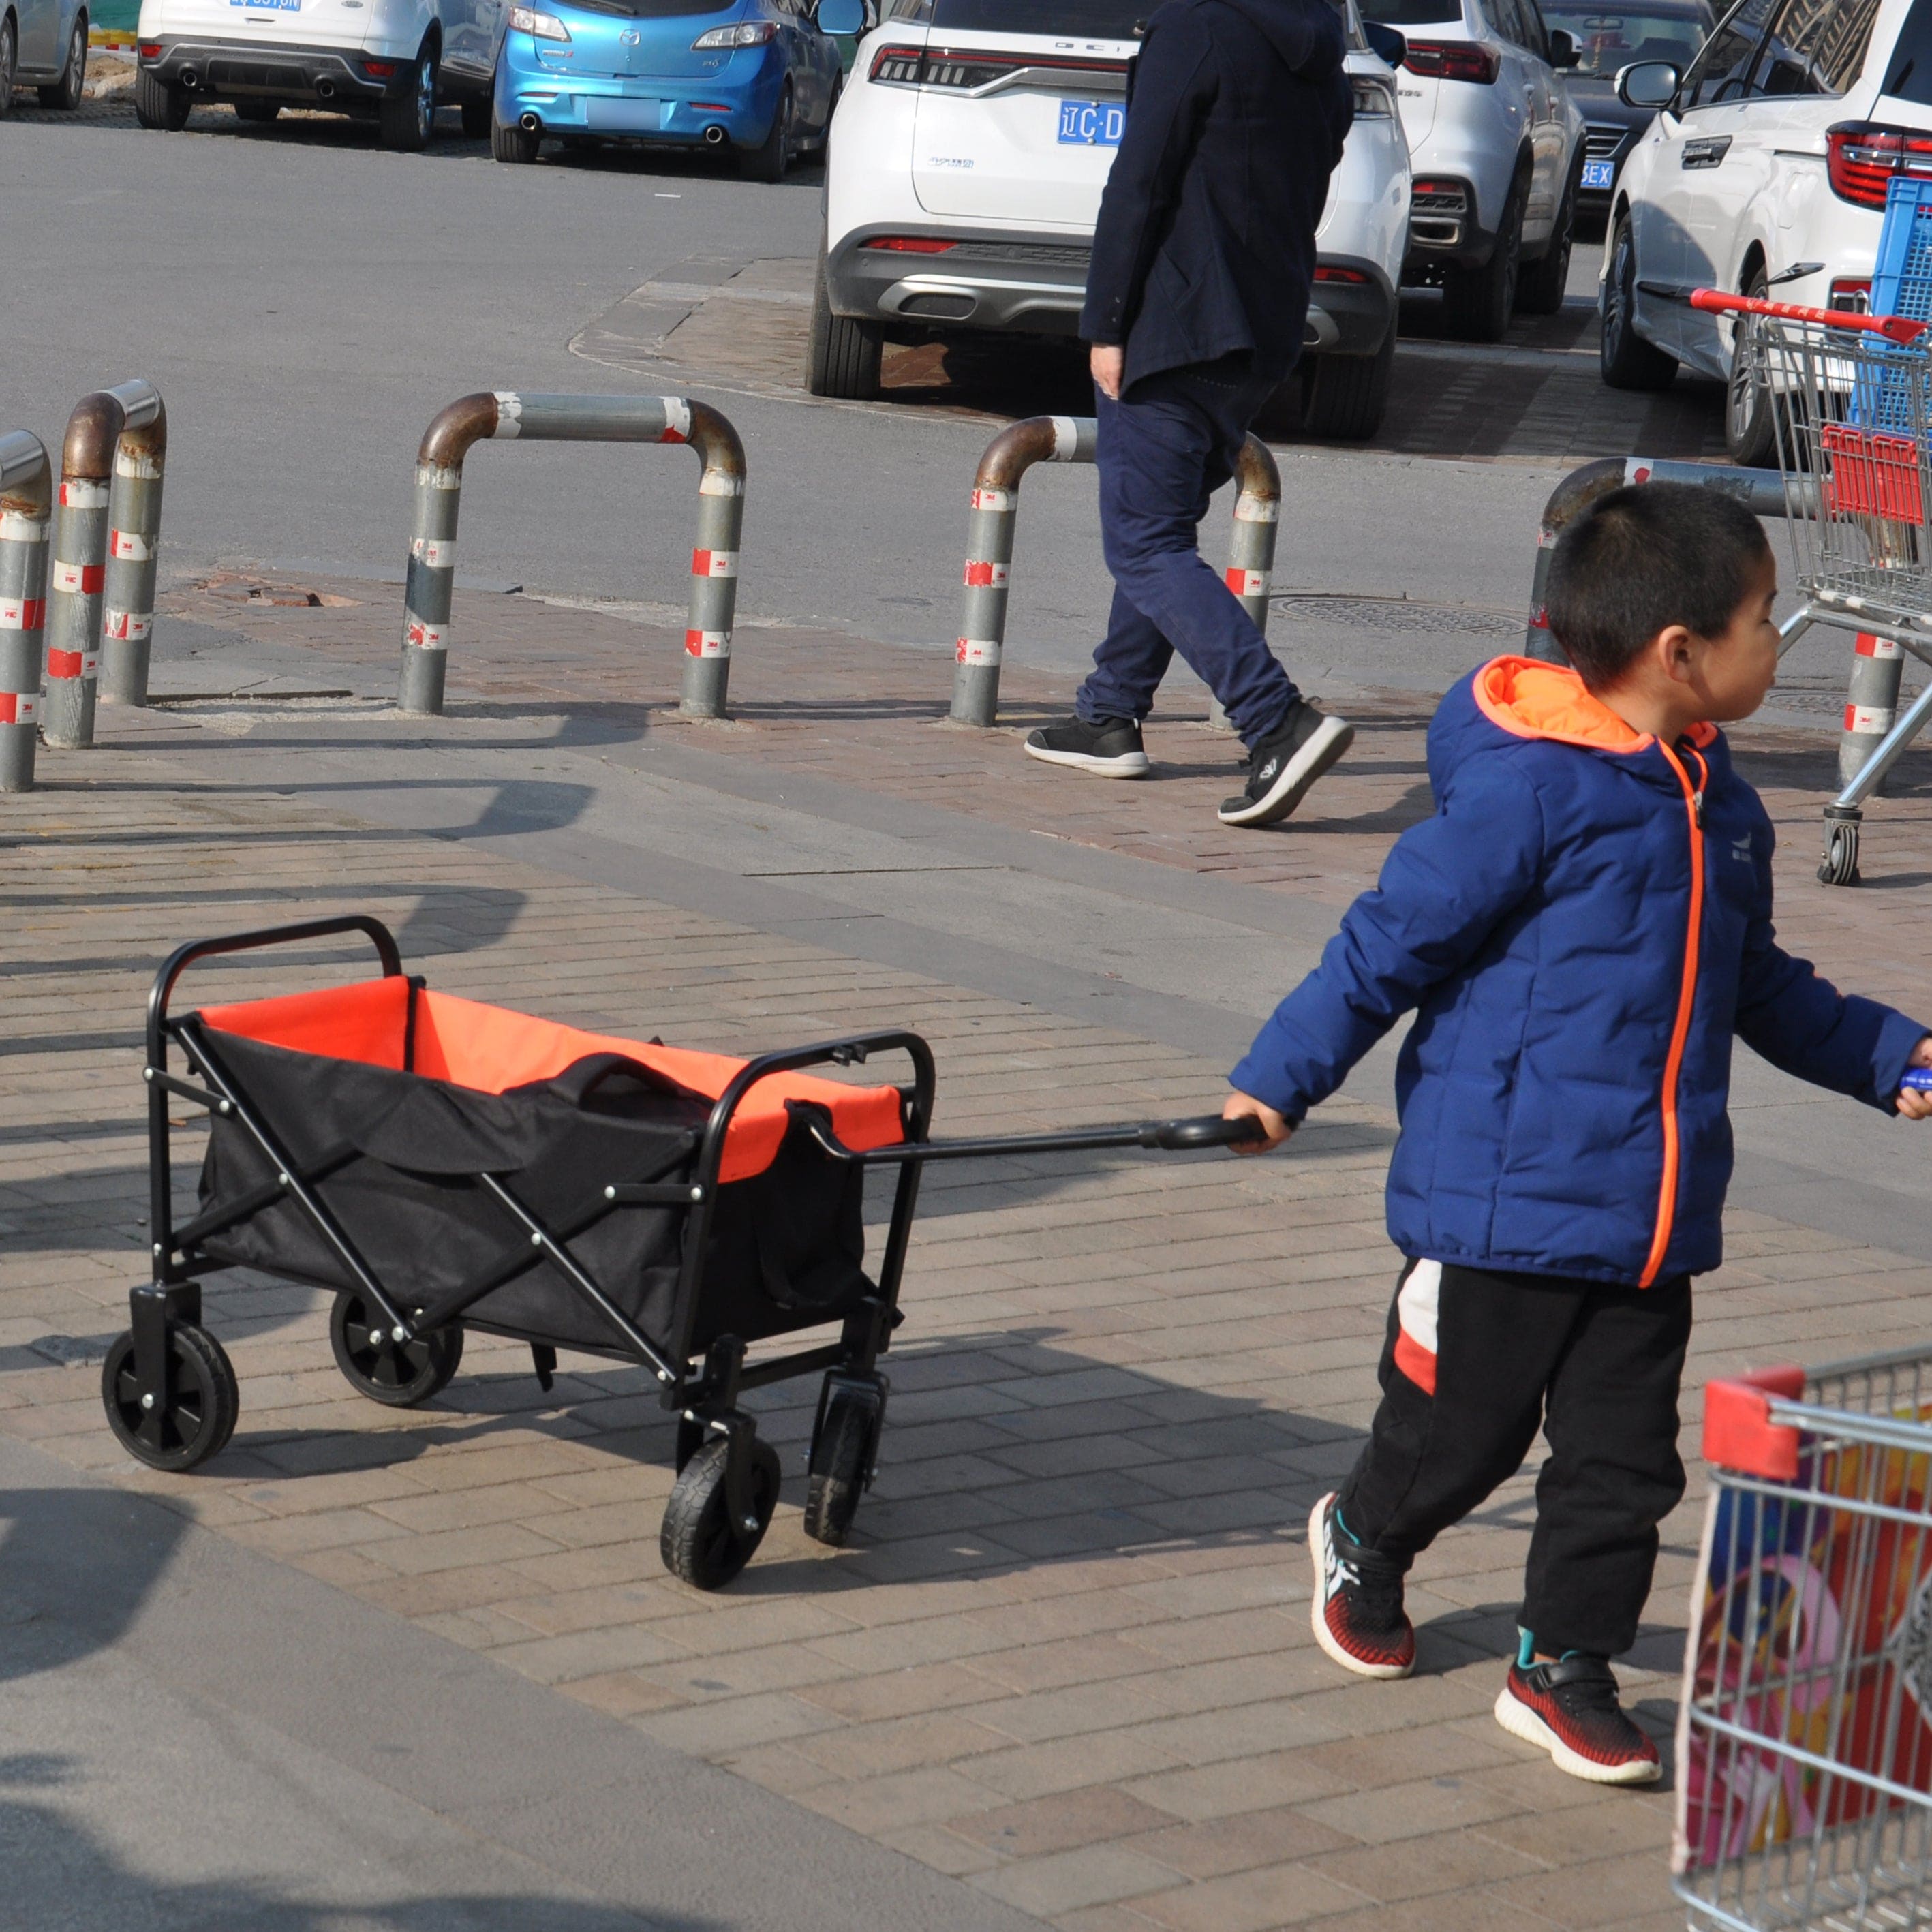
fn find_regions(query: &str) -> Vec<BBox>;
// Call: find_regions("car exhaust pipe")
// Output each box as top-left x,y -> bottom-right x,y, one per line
702,123 -> 727,146
519,111 -> 542,134
179,67 -> 198,87
316,78 -> 335,97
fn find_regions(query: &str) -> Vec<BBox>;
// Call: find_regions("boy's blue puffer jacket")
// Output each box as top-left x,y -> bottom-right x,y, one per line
1231,658 -> 1925,1287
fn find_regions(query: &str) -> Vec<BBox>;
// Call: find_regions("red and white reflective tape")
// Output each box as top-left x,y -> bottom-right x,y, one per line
1846,704 -> 1897,733
0,691 -> 41,724
404,617 -> 447,652
51,560 -> 104,595
1225,567 -> 1269,597
103,608 -> 153,641
1625,461 -> 1655,486
1047,416 -> 1082,461
46,648 -> 99,679
963,559 -> 1008,589
970,486 -> 1013,514
698,469 -> 744,498
684,629 -> 730,658
57,480 -> 109,510
691,547 -> 739,579
0,598 -> 46,632
659,397 -> 693,444
491,392 -> 524,440
0,510 -> 48,542
1855,632 -> 1902,658
410,536 -> 457,569
956,637 -> 1000,667
1233,493 -> 1279,524
108,529 -> 154,562
114,448 -> 162,481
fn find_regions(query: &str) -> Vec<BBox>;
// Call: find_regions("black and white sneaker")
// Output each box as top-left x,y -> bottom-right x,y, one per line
1024,714 -> 1150,778
1218,702 -> 1353,827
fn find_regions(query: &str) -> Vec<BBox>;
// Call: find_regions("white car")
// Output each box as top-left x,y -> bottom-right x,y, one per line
1366,0 -> 1587,336
134,0 -> 491,146
1599,0 -> 1930,465
808,0 -> 1413,439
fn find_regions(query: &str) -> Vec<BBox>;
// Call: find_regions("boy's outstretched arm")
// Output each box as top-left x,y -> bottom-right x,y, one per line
1226,758 -> 1546,1151
1734,836 -> 1931,1116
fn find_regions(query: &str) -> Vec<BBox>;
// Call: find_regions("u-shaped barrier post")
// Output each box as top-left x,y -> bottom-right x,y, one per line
100,380 -> 168,709
949,414 -> 1281,729
0,429 -> 52,793
400,391 -> 747,719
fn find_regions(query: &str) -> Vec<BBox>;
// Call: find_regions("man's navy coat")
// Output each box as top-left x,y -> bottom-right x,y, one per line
1080,0 -> 1353,389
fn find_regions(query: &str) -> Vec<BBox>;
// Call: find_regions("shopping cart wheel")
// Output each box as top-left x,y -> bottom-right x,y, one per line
1819,816 -> 1862,887
660,1433 -> 781,1589
328,1291 -> 464,1407
100,1322 -> 239,1472
803,1377 -> 883,1548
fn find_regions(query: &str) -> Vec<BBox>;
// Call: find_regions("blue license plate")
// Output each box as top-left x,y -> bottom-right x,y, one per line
1058,99 -> 1124,146
1581,157 -> 1616,189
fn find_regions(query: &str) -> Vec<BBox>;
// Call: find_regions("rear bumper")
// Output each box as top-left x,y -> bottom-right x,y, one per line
496,34 -> 782,147
138,35 -> 395,106
827,224 -> 1090,336
1402,174 -> 1497,274
1304,260 -> 1396,356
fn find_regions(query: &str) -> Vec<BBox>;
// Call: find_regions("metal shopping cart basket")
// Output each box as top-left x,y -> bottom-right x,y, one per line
106,915 -> 1257,1589
1698,287 -> 1932,886
1673,1345 -> 1932,1931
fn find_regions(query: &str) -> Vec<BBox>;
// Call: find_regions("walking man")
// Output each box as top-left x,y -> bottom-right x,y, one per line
1024,0 -> 1357,827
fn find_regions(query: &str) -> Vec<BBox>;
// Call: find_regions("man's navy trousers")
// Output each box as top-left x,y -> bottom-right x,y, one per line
1075,363 -> 1302,747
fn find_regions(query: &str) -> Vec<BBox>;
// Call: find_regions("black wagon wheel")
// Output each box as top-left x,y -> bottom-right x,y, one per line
1819,816 -> 1862,887
100,1323 -> 239,1472
660,1435 -> 780,1589
802,1386 -> 875,1547
328,1290 -> 463,1407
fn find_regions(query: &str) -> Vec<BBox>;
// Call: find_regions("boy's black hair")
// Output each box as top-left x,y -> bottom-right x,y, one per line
1544,482 -> 1772,690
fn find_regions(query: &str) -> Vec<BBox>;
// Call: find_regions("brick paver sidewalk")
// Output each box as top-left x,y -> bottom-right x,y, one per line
7,583 -> 1932,1930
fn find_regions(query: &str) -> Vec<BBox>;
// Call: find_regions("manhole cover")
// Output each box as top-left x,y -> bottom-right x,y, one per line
1274,595 -> 1520,638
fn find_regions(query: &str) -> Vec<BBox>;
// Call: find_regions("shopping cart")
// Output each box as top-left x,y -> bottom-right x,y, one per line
1697,287 -> 1932,886
1674,1345 -> 1932,1931
107,915 -> 1259,1589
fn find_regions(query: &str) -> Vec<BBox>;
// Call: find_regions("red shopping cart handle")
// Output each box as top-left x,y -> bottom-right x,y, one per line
1685,286 -> 1928,344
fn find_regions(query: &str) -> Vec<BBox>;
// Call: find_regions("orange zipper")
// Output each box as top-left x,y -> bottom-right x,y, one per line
1641,741 -> 1708,1288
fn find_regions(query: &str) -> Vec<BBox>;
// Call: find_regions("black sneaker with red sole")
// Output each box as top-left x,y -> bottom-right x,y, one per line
1308,1492 -> 1415,1679
1494,1655 -> 1662,1785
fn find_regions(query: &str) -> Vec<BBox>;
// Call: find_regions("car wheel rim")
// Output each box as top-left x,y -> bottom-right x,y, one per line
418,63 -> 433,138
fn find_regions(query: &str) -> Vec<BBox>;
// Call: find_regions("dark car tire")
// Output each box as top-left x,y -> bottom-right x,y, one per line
1442,172 -> 1524,342
1726,259 -> 1781,467
743,78 -> 792,183
1301,320 -> 1397,440
1516,156 -> 1580,317
0,14 -> 18,119
378,46 -> 437,151
807,256 -> 883,399
233,97 -> 279,122
460,93 -> 489,136
1600,210 -> 1678,391
491,105 -> 539,161
134,64 -> 191,129
39,17 -> 85,108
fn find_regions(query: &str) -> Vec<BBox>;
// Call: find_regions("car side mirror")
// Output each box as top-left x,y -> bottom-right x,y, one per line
1616,58 -> 1680,107
816,0 -> 865,30
1363,19 -> 1406,66
1547,26 -> 1581,67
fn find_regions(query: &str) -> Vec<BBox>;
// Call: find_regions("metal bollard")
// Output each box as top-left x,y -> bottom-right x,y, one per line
399,390 -> 747,719
950,416 -> 1282,729
43,390 -> 125,750
99,380 -> 168,708
0,430 -> 52,792
1838,633 -> 1904,793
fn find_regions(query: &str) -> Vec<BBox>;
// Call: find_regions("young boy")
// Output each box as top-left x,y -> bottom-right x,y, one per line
1223,483 -> 1932,1785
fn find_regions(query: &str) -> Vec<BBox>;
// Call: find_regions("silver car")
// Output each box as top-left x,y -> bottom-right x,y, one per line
1,0 -> 90,112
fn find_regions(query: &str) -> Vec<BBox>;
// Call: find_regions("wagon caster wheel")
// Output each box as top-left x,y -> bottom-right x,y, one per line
100,1323 -> 239,1472
675,1412 -> 707,1473
803,1385 -> 879,1547
1819,814 -> 1862,887
328,1291 -> 464,1407
660,1434 -> 780,1589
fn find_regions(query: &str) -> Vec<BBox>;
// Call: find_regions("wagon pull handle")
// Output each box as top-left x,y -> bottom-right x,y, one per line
803,1110 -> 1269,1165
1684,286 -> 1929,345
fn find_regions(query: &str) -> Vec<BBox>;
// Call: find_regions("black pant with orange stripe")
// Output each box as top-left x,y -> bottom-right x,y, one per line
1334,1259 -> 1693,1659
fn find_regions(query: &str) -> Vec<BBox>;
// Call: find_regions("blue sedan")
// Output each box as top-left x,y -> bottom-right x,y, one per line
480,0 -> 848,178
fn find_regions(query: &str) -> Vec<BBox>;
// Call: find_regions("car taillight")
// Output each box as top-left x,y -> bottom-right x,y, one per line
1831,277 -> 1873,312
1350,74 -> 1396,116
868,43 -> 1126,90
363,57 -> 397,76
862,236 -> 957,251
1313,264 -> 1369,281
138,38 -> 161,57
1403,40 -> 1500,82
1412,177 -> 1469,208
1827,122 -> 1932,207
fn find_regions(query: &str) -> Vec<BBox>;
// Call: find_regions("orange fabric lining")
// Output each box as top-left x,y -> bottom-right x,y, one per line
197,980 -> 905,1183
1473,658 -> 1653,753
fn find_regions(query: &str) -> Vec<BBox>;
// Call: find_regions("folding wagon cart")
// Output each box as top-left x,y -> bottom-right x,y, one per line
106,916 -> 1251,1589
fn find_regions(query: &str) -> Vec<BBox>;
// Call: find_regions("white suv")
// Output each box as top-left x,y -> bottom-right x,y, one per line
1366,0 -> 1587,335
1599,0 -> 1929,466
808,0 -> 1413,439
